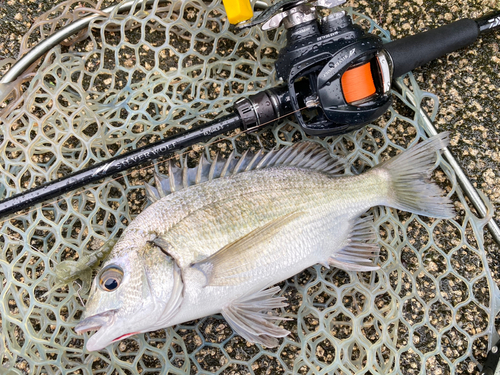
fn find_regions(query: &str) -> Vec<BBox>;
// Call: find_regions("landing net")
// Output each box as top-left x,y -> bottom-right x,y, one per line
0,1 -> 498,374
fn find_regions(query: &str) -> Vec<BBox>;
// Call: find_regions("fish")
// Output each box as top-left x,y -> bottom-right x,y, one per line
74,133 -> 454,351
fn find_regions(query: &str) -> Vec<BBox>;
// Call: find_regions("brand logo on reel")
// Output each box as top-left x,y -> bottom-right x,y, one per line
321,48 -> 356,80
334,48 -> 356,69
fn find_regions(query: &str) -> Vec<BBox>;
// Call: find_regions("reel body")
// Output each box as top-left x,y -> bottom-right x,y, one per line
239,0 -> 393,135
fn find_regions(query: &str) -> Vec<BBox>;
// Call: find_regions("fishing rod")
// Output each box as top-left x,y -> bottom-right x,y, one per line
0,0 -> 499,221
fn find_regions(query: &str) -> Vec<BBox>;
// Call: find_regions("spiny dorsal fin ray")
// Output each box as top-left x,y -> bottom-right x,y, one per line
144,182 -> 161,204
232,149 -> 249,176
255,149 -> 276,169
195,154 -> 204,184
182,156 -> 188,189
154,174 -> 165,199
208,153 -> 218,181
168,161 -> 176,193
144,143 -> 346,207
245,150 -> 264,172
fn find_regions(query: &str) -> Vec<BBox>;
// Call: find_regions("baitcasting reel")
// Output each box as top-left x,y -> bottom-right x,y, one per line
234,0 -> 500,136
235,0 -> 392,136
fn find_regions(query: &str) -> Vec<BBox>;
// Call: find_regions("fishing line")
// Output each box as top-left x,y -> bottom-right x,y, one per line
73,280 -> 86,306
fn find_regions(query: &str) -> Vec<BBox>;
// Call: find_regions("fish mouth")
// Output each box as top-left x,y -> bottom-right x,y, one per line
75,310 -> 128,351
75,310 -> 142,351
74,310 -> 116,334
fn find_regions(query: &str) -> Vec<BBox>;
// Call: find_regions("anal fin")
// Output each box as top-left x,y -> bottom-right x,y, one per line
329,215 -> 380,272
222,286 -> 289,347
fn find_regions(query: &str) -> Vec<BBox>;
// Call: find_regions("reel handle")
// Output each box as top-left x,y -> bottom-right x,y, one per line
385,11 -> 500,78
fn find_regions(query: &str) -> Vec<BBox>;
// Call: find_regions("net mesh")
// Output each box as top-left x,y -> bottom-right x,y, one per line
0,1 -> 499,374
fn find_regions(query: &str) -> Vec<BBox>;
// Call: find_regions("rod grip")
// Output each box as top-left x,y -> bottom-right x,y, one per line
384,18 -> 480,78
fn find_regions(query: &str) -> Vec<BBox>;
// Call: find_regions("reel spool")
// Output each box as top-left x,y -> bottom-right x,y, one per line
341,62 -> 377,104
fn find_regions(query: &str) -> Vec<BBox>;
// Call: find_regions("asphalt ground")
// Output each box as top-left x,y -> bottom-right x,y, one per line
0,0 -> 500,374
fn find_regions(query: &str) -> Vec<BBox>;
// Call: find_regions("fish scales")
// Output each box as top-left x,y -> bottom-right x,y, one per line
76,136 -> 454,351
127,169 -> 381,265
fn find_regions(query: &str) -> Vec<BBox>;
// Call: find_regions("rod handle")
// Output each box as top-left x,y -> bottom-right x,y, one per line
384,11 -> 500,78
384,18 -> 479,78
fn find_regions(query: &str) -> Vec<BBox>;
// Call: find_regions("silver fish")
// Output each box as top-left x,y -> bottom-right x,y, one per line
75,134 -> 454,351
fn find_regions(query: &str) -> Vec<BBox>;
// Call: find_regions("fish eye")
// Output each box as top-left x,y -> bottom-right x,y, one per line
98,265 -> 124,292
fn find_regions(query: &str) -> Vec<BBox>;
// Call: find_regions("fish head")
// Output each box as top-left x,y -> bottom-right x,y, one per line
75,235 -> 183,351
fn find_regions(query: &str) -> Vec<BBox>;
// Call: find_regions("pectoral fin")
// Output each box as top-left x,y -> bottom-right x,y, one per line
222,286 -> 289,347
192,211 -> 304,286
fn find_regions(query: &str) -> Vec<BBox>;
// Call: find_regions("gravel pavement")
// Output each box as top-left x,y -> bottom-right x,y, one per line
1,1 -> 499,372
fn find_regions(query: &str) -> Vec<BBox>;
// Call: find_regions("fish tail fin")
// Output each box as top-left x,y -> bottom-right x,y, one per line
375,132 -> 455,219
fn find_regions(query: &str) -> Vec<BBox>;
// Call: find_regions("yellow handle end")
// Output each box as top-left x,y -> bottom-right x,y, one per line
222,0 -> 254,24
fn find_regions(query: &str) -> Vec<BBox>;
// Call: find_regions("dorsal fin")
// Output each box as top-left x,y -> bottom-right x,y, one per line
232,149 -> 249,176
144,143 -> 346,206
182,156 -> 189,188
220,151 -> 235,178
